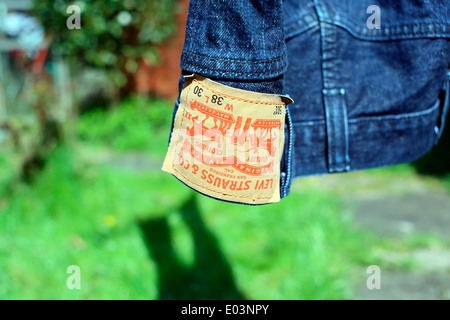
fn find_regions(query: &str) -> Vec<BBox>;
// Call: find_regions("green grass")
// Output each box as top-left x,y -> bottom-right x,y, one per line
1,97 -> 448,299
0,145 -> 371,299
77,96 -> 173,155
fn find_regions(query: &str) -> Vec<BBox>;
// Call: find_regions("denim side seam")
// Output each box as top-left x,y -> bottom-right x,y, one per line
434,69 -> 450,144
281,105 -> 295,198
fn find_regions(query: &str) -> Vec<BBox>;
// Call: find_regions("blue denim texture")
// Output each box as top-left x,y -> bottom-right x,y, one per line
171,0 -> 450,203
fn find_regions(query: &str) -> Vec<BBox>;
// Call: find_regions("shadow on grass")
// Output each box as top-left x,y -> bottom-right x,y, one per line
139,194 -> 245,300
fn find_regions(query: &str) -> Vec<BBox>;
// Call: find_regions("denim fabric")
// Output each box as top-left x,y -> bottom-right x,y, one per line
181,0 -> 287,81
171,0 -> 450,203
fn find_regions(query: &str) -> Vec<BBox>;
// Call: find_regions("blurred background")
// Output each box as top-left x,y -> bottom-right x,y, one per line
0,0 -> 449,300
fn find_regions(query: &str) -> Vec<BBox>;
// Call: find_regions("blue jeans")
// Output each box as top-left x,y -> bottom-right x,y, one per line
170,0 -> 450,203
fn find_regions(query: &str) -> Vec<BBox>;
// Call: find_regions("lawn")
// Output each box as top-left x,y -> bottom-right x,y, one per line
0,97 -> 448,299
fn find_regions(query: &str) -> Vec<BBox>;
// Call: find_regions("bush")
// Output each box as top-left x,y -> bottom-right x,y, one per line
33,0 -> 177,95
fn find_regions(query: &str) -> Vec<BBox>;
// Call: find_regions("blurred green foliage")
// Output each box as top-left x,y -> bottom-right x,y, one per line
0,145 -> 368,299
1,98 -> 449,299
33,0 -> 176,90
0,98 -> 369,299
77,97 -> 173,153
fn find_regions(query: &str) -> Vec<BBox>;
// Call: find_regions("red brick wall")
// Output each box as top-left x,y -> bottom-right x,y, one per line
136,0 -> 189,100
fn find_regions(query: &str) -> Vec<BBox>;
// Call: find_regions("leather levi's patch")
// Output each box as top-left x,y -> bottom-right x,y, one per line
162,75 -> 293,205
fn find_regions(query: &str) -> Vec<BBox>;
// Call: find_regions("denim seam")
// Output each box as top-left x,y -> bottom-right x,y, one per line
314,0 -> 350,173
348,99 -> 441,123
326,18 -> 450,41
181,60 -> 288,79
435,70 -> 450,142
282,105 -> 294,197
293,120 -> 326,127
285,23 -> 319,40
182,51 -> 287,65
292,98 -> 441,129
180,65 -> 287,79
292,117 -> 439,178
323,89 -> 351,172
286,2 -> 450,41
